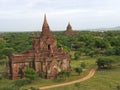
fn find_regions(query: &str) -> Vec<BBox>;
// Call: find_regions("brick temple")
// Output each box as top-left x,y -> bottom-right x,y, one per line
6,15 -> 71,80
64,22 -> 79,36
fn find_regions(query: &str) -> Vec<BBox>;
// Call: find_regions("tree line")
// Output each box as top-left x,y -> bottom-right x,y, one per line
0,30 -> 120,60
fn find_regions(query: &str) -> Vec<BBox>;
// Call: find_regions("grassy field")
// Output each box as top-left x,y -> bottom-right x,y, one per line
0,56 -> 120,90
48,65 -> 120,90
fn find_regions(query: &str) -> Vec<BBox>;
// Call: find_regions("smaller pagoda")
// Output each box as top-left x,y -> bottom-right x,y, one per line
64,22 -> 79,36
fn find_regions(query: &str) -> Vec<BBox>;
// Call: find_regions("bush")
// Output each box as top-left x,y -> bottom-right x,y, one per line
80,62 -> 86,69
24,68 -> 38,80
57,70 -> 71,80
96,57 -> 113,69
74,67 -> 82,75
14,78 -> 31,87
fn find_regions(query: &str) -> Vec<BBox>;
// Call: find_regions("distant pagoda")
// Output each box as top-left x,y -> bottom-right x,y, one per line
64,22 -> 79,36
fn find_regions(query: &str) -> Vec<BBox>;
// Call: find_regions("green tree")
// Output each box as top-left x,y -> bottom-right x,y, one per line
114,47 -> 120,55
96,57 -> 113,69
94,38 -> 109,49
2,48 -> 15,56
0,38 -> 6,59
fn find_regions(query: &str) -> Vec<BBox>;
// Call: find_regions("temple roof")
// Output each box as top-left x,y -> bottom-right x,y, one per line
39,14 -> 56,49
67,22 -> 72,31
64,22 -> 79,36
41,14 -> 51,36
42,14 -> 49,29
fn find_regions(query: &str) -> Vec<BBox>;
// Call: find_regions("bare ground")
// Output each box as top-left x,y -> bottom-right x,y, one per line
39,68 -> 97,90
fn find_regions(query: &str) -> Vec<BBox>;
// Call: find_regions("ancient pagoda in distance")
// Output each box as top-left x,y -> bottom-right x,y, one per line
64,22 -> 79,36
6,15 -> 71,80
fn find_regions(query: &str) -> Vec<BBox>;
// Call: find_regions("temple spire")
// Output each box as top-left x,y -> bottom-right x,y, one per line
43,14 -> 48,25
41,14 -> 51,37
42,14 -> 49,30
67,22 -> 72,31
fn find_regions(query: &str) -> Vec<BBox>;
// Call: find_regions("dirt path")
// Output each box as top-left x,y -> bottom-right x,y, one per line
39,68 -> 97,90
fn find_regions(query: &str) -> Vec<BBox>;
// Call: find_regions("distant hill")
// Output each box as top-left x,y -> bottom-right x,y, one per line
96,26 -> 120,31
83,26 -> 120,31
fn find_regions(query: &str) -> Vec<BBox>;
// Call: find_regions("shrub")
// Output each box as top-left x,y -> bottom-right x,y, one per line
74,67 -> 82,75
57,70 -> 71,80
24,68 -> 38,80
80,62 -> 86,69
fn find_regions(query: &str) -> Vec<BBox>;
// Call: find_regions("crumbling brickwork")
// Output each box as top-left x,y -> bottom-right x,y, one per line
6,15 -> 71,80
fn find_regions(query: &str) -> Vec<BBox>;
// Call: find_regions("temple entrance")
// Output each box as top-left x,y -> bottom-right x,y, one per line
18,67 -> 24,78
48,44 -> 51,50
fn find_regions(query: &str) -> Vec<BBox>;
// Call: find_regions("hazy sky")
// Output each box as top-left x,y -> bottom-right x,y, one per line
0,0 -> 120,32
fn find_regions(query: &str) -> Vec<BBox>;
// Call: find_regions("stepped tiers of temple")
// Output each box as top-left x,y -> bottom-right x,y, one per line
6,15 -> 71,80
64,23 -> 79,36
